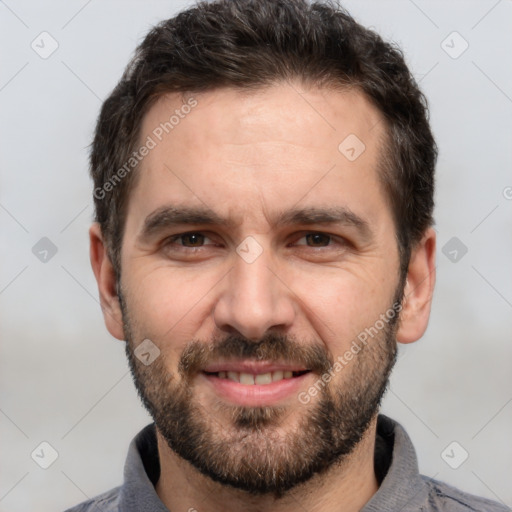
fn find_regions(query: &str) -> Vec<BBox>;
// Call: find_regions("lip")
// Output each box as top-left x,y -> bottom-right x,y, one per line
202,361 -> 308,374
199,370 -> 312,406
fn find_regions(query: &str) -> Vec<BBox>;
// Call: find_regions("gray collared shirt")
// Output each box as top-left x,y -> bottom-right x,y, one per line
64,415 -> 510,511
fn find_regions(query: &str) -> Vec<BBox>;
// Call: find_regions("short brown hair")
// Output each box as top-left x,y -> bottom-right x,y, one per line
90,0 -> 437,277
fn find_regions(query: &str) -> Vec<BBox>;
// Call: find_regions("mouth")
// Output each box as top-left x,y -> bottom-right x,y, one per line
200,362 -> 313,405
203,369 -> 310,385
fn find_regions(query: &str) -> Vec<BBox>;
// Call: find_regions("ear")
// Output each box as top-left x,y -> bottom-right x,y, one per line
396,227 -> 436,344
89,223 -> 125,341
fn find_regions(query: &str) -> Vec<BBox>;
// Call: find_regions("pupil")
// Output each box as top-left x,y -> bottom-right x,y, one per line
184,233 -> 203,246
307,233 -> 329,246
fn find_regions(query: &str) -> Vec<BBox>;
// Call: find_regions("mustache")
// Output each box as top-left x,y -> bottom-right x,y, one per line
178,333 -> 334,378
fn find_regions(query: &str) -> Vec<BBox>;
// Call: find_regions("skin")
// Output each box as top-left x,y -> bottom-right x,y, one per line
90,83 -> 436,512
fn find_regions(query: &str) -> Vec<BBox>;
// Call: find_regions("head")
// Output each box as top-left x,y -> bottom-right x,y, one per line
90,0 -> 436,498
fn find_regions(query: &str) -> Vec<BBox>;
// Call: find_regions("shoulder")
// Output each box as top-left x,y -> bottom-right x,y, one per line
422,475 -> 510,511
63,486 -> 121,512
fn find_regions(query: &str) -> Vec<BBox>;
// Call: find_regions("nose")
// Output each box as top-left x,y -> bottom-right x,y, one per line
213,248 -> 296,341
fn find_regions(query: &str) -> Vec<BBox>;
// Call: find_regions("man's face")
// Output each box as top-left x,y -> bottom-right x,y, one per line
117,84 -> 403,495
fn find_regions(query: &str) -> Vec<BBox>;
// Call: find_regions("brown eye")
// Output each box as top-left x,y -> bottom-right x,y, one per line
304,233 -> 331,247
180,233 -> 206,247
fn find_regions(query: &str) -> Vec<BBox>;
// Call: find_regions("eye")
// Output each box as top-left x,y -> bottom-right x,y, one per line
165,232 -> 214,248
295,232 -> 334,247
179,233 -> 206,247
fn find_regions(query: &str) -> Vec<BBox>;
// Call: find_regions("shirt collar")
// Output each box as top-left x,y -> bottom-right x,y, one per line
118,423 -> 167,511
362,414 -> 429,510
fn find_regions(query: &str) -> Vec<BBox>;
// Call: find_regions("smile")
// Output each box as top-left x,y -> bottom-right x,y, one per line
203,369 -> 310,385
200,362 -> 313,405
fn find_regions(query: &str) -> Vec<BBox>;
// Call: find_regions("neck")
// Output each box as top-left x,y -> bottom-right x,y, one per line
155,417 -> 380,512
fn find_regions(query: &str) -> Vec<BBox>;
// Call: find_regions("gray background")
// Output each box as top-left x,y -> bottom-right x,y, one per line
1,1 -> 511,510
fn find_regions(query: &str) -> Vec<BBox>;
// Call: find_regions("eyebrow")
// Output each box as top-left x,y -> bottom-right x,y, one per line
278,207 -> 370,237
140,206 -> 226,241
138,205 -> 372,242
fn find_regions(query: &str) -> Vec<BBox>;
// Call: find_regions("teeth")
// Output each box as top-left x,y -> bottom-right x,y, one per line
255,372 -> 272,385
239,373 -> 255,385
272,370 -> 284,382
214,370 -> 303,385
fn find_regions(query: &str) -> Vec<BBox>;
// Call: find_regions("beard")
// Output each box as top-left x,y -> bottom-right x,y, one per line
120,289 -> 401,498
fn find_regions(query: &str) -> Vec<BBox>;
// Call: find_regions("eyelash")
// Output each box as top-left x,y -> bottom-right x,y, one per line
163,231 -> 346,250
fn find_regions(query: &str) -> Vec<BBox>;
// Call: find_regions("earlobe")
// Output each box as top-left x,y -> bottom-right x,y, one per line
396,228 -> 436,345
89,223 -> 125,341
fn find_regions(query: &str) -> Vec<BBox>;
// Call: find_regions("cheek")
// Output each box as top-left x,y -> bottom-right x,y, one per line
124,266 -> 220,343
288,265 -> 396,356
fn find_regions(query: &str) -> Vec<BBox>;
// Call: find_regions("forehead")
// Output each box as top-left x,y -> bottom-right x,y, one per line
128,83 -> 389,230
143,84 -> 384,160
